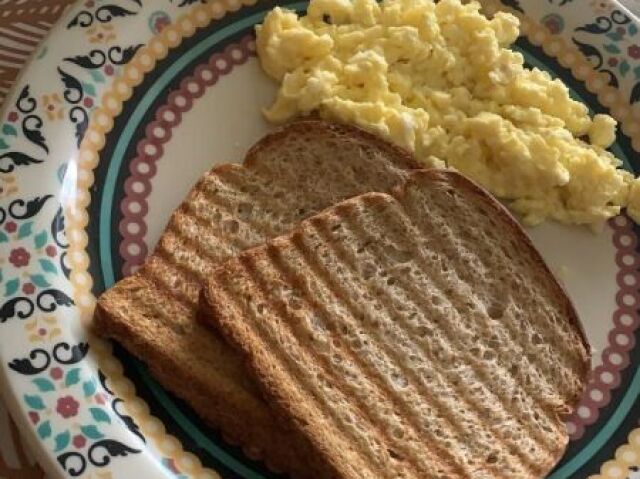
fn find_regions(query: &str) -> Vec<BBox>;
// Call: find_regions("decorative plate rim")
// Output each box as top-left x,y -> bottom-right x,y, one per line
1,0 -> 640,478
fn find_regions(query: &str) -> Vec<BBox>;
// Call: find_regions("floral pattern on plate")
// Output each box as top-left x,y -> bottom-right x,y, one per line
1,0 -> 640,478
8,335 -> 144,477
0,1 -> 208,478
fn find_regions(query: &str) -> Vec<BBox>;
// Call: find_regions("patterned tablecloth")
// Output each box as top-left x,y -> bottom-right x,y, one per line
1,0 -> 640,478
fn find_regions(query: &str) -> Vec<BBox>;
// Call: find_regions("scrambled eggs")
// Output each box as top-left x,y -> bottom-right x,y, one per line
257,0 -> 640,228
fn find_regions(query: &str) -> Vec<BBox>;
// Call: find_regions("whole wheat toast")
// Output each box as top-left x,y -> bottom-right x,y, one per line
200,169 -> 591,479
94,119 -> 419,476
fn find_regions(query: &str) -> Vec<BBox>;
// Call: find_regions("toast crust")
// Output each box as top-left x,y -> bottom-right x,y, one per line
243,119 -> 418,171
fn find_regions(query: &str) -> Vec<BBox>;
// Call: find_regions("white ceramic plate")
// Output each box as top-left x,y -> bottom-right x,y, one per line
1,0 -> 640,477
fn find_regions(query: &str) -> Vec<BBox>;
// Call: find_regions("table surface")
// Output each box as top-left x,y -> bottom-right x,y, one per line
1,0 -> 639,478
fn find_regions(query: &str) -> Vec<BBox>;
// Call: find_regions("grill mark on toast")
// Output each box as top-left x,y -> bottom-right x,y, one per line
131,271 -> 196,337
197,174 -> 279,243
249,250 -> 425,478
97,120 -> 424,478
185,192 -> 267,251
397,194 -> 577,412
290,223 -> 480,478
418,196 -> 580,373
151,245 -> 201,306
219,258 -> 383,478
358,196 -> 563,443
201,167 -> 313,236
204,267 -> 363,479
264,243 -> 445,478
140,258 -> 196,310
403,180 -> 584,402
362,196 -> 563,432
332,198 -> 553,473
304,210 -> 523,478
359,198 -> 556,422
273,239 -> 469,478
239,254 -> 398,478
169,208 -> 237,261
158,228 -> 225,285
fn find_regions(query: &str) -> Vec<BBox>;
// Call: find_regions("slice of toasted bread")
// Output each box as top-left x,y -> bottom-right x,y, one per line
200,169 -> 591,479
94,119 -> 419,476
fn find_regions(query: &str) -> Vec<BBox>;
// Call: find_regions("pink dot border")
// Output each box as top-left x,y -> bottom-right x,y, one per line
115,34 -> 639,443
565,214 -> 640,440
118,34 -> 256,276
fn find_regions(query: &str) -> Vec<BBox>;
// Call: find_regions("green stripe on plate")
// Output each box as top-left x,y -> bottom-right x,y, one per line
136,362 -> 269,479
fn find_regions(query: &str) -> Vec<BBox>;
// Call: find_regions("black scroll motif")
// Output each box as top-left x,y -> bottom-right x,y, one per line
0,152 -> 43,173
57,452 -> 86,477
58,68 -> 84,104
575,10 -> 630,35
107,44 -> 142,65
111,398 -> 146,444
67,1 -> 141,30
575,16 -> 614,34
16,85 -> 36,114
173,0 -> 205,6
64,50 -> 107,69
8,195 -> 52,220
88,440 -> 141,467
70,106 -> 89,147
8,348 -> 51,375
21,115 -> 48,153
51,206 -> 68,248
98,369 -> 113,395
572,38 -> 604,69
52,342 -> 89,365
0,297 -> 35,322
36,289 -> 75,313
